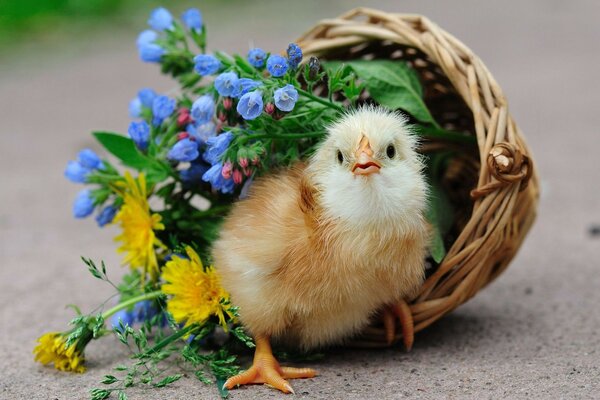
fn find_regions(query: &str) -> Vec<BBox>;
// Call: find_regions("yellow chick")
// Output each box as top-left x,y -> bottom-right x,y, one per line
215,106 -> 429,394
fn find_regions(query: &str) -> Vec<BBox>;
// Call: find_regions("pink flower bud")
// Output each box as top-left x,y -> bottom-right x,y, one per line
177,108 -> 191,127
265,103 -> 275,115
177,132 -> 190,140
251,156 -> 260,166
243,167 -> 253,177
218,111 -> 227,122
223,97 -> 233,110
221,161 -> 233,179
239,157 -> 249,168
233,169 -> 243,184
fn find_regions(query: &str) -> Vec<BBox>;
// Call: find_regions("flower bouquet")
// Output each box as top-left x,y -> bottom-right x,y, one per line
34,6 -> 473,399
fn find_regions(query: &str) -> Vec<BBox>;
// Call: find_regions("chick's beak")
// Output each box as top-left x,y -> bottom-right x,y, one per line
352,135 -> 381,176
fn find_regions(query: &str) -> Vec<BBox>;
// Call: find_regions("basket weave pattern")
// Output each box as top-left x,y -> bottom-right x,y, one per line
296,8 -> 539,347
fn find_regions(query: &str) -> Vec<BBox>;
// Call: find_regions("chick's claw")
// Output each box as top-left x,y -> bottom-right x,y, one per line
223,335 -> 317,394
382,299 -> 414,351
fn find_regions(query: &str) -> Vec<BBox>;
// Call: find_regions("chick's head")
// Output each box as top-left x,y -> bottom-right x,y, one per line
308,106 -> 427,231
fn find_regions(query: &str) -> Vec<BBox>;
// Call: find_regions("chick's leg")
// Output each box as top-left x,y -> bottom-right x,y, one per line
223,335 -> 317,394
382,299 -> 414,350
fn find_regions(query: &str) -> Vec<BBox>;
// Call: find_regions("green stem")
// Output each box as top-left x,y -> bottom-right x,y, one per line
136,324 -> 198,359
415,125 -> 478,145
101,290 -> 163,320
296,88 -> 344,112
238,131 -> 325,146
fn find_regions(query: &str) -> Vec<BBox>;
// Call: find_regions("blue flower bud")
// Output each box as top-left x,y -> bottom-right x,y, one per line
203,132 -> 234,165
247,48 -> 266,68
148,7 -> 173,31
202,162 -> 233,193
73,190 -> 95,218
136,30 -> 158,49
139,43 -> 165,63
137,88 -> 157,108
236,90 -> 263,120
181,8 -> 203,31
95,205 -> 118,227
273,84 -> 299,112
128,121 -> 150,151
129,97 -> 142,118
214,72 -> 239,97
231,78 -> 261,99
168,138 -> 199,162
193,54 -> 221,76
78,149 -> 103,170
286,43 -> 303,69
266,55 -> 288,77
152,95 -> 176,125
64,161 -> 91,183
191,95 -> 215,125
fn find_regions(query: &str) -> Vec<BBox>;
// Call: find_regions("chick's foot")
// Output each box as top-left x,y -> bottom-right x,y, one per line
382,299 -> 414,350
223,335 -> 317,394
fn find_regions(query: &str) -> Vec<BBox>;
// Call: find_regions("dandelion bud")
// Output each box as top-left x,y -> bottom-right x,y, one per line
265,103 -> 275,115
233,169 -> 243,184
221,161 -> 233,179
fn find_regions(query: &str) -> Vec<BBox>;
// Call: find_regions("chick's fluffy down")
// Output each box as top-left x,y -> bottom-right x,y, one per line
213,108 -> 429,350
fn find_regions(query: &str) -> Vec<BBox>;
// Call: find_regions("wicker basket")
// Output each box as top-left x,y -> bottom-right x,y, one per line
296,8 -> 539,348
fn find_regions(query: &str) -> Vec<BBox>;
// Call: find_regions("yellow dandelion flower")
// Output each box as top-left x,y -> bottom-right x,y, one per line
113,172 -> 165,280
161,246 -> 234,331
33,332 -> 86,373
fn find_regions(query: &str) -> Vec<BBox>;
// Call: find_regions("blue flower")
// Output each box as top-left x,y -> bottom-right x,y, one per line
128,121 -> 150,151
78,149 -> 103,170
273,84 -> 299,112
180,162 -> 210,184
64,161 -> 91,183
286,43 -> 303,69
152,95 -> 176,126
193,54 -> 221,76
236,90 -> 263,120
73,190 -> 95,218
214,72 -> 239,97
202,162 -> 233,193
203,132 -> 234,165
231,78 -> 261,98
191,95 -> 215,125
168,138 -> 199,162
267,55 -> 288,77
148,7 -> 173,31
111,309 -> 135,331
181,8 -> 203,31
139,43 -> 165,63
136,30 -> 158,49
129,97 -> 142,118
96,205 -> 117,227
137,88 -> 157,108
188,121 -> 216,144
247,48 -> 266,68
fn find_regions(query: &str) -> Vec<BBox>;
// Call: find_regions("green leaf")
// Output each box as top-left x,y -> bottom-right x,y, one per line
153,374 -> 182,388
325,60 -> 438,126
425,180 -> 454,263
101,375 -> 118,385
118,391 -> 128,400
93,132 -> 154,170
216,377 -> 229,399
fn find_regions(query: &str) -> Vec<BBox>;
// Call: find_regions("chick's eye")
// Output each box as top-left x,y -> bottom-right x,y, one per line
337,150 -> 344,164
386,144 -> 396,159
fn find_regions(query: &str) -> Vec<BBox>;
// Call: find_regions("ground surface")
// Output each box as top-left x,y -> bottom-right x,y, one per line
1,1 -> 599,399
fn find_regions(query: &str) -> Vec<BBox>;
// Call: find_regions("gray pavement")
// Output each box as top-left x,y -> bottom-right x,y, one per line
1,1 -> 599,399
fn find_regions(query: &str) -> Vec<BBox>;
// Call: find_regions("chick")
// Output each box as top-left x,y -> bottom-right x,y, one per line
215,106 -> 429,394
